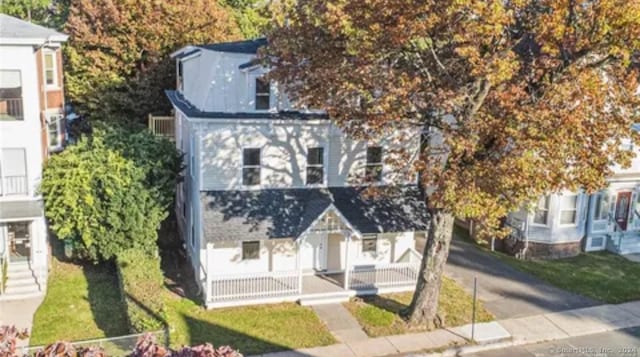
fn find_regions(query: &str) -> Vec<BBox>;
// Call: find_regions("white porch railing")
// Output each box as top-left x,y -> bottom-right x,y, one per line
348,262 -> 420,290
210,270 -> 300,302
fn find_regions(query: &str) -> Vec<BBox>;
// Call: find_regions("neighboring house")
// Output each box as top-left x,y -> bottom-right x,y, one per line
167,38 -> 428,308
461,130 -> 640,259
0,14 -> 68,299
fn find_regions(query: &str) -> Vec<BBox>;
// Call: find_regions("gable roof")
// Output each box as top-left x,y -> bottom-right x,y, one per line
198,38 -> 267,54
200,186 -> 429,244
166,90 -> 329,121
0,14 -> 67,45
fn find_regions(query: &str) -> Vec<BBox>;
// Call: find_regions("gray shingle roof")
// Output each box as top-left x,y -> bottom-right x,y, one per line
201,186 -> 428,243
166,90 -> 329,121
198,38 -> 267,54
0,14 -> 67,42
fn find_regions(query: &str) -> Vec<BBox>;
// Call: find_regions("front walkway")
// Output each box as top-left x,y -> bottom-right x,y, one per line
439,238 -> 598,318
0,295 -> 44,347
311,304 -> 368,343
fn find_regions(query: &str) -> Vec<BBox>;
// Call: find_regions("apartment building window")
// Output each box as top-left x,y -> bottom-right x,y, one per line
242,241 -> 260,260
0,70 -> 23,121
255,77 -> 270,110
362,234 -> 377,253
559,195 -> 578,225
44,51 -> 57,87
594,194 -> 609,221
365,146 -> 383,182
533,195 -> 549,225
47,113 -> 64,150
242,148 -> 261,186
306,147 -> 324,185
1,148 -> 27,196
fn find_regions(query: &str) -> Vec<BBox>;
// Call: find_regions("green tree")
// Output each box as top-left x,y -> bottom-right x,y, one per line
41,127 -> 179,261
266,0 -> 640,326
0,0 -> 69,29
221,0 -> 269,38
64,0 -> 241,123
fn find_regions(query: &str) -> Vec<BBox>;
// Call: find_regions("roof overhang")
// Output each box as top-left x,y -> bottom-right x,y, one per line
0,200 -> 44,222
0,34 -> 68,46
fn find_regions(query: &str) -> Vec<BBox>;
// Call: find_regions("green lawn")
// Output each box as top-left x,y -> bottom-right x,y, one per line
344,277 -> 493,337
497,252 -> 640,304
164,293 -> 336,355
30,258 -> 129,346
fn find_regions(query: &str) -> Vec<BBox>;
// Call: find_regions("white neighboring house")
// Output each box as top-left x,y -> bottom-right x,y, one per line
0,15 -> 68,300
167,38 -> 428,308
500,130 -> 640,258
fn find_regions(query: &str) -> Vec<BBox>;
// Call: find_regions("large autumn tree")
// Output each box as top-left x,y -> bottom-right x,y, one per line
266,0 -> 640,326
65,0 -> 241,122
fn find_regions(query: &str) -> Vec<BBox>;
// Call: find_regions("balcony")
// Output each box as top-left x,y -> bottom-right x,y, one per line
0,175 -> 28,196
0,98 -> 24,121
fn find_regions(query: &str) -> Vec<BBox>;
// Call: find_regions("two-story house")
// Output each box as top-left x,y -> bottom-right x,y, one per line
501,132 -> 640,259
0,14 -> 68,300
167,38 -> 428,308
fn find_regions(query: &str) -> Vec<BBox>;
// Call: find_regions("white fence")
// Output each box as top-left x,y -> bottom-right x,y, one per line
209,270 -> 300,302
349,262 -> 420,290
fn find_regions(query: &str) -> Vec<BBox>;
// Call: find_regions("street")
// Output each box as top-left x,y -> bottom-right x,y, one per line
466,327 -> 640,357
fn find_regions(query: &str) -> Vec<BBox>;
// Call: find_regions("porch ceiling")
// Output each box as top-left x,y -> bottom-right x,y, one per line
0,200 -> 44,221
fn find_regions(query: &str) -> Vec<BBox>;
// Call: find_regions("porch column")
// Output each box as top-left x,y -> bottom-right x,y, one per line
297,240 -> 303,294
343,232 -> 351,290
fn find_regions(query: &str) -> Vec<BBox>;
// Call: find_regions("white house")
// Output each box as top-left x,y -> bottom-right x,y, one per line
167,38 -> 428,308
0,15 -> 68,299
500,131 -> 640,258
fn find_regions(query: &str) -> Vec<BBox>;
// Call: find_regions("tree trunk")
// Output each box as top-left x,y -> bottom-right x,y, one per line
405,208 -> 455,327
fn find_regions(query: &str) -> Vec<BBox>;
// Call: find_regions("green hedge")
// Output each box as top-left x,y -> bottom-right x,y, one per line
116,249 -> 166,332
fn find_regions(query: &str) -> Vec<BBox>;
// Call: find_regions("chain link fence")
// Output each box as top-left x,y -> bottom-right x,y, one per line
20,330 -> 167,357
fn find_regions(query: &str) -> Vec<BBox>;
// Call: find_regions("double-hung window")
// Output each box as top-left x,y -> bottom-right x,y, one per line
47,113 -> 64,150
0,70 -> 23,121
242,241 -> 260,260
242,148 -> 261,186
44,51 -> 57,87
255,77 -> 270,110
559,195 -> 578,225
533,195 -> 550,225
1,148 -> 27,196
362,234 -> 377,253
306,147 -> 324,185
365,146 -> 383,182
594,194 -> 609,221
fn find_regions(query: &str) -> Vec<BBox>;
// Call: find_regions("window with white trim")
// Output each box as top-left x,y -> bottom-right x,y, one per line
594,193 -> 609,221
47,113 -> 63,150
362,234 -> 377,253
242,241 -> 260,260
559,195 -> 578,225
365,146 -> 383,182
242,148 -> 261,186
306,147 -> 324,185
44,51 -> 57,87
255,77 -> 270,110
533,195 -> 549,225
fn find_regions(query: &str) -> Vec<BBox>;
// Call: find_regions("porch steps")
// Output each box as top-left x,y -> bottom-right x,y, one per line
1,263 -> 43,301
298,291 -> 352,306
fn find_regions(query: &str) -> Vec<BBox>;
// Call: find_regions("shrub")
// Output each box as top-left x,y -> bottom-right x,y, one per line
117,249 -> 166,333
41,127 -> 171,262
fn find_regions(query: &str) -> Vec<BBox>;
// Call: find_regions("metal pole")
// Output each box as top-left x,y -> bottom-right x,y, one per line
471,276 -> 477,341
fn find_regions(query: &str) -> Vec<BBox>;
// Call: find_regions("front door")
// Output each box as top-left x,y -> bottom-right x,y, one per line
615,192 -> 632,231
8,221 -> 30,262
301,232 -> 328,271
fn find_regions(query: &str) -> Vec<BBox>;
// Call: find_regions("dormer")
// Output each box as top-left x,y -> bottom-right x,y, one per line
170,38 -> 298,114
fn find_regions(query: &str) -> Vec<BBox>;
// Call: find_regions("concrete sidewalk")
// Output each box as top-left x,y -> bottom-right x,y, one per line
250,300 -> 640,357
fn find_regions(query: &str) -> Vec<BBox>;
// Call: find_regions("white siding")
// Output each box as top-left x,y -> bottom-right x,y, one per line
198,121 -> 419,190
208,239 -> 297,276
0,45 -> 44,200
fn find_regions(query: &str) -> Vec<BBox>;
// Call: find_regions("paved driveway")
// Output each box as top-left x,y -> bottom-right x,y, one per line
416,236 -> 599,319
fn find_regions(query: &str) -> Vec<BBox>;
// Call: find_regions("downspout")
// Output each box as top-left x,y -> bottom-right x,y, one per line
583,193 -> 593,251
